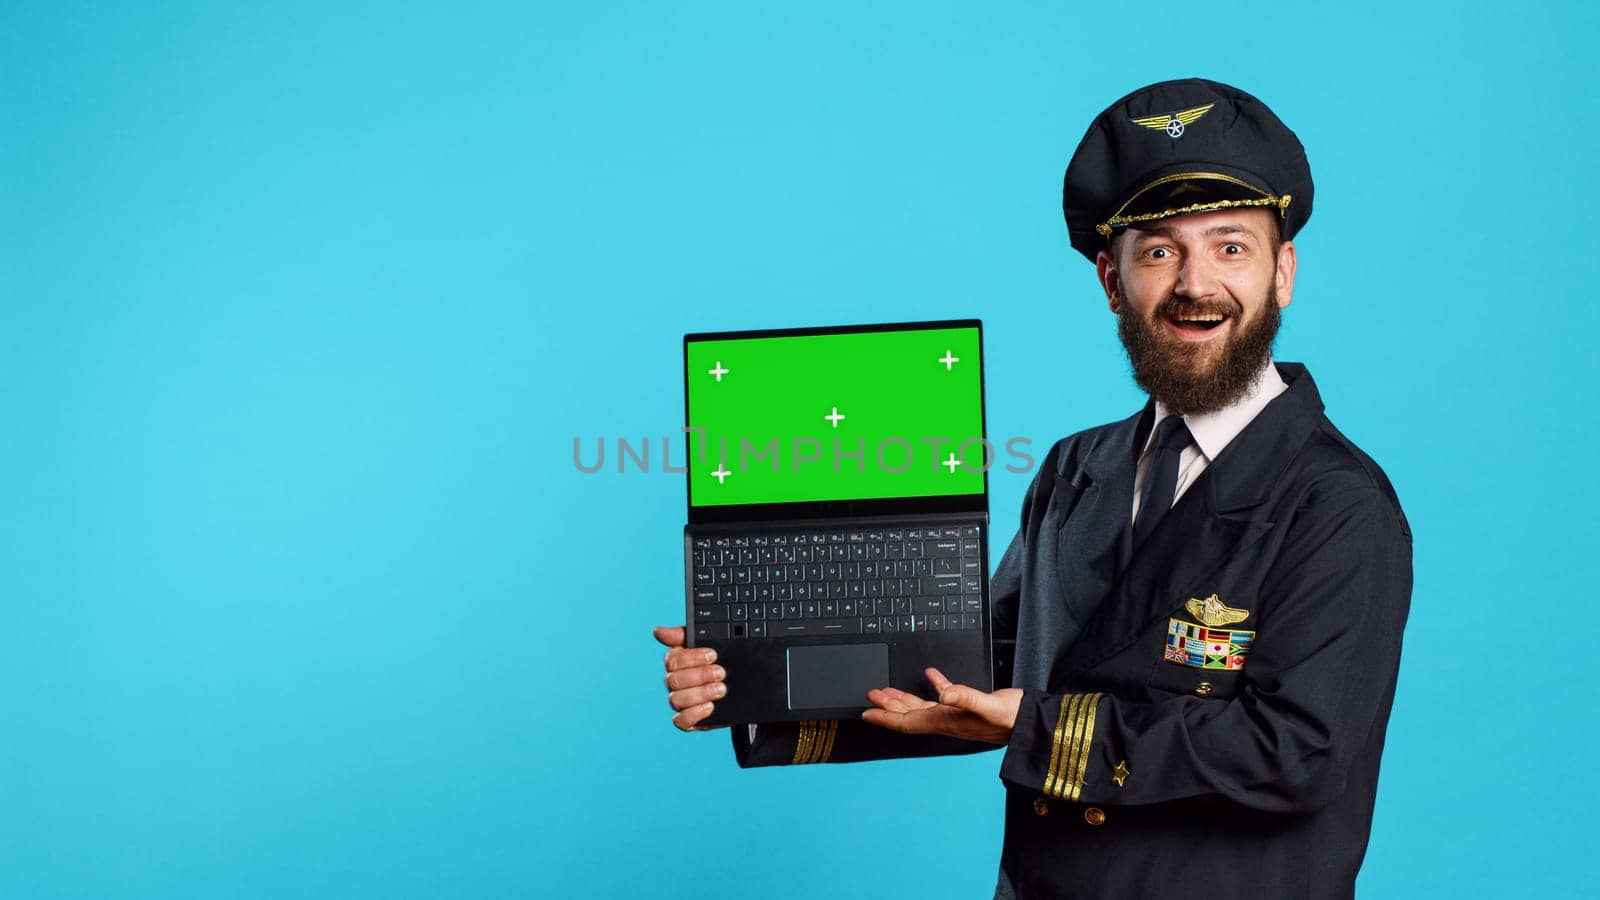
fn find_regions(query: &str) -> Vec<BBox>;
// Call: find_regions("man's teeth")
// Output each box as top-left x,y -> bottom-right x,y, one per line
1174,313 -> 1225,322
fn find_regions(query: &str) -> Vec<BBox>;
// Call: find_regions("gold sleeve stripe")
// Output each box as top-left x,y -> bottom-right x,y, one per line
1042,694 -> 1075,796
1048,694 -> 1086,797
1067,694 -> 1102,801
791,720 -> 839,765
815,720 -> 838,763
1058,695 -> 1092,799
792,720 -> 817,765
1043,693 -> 1104,800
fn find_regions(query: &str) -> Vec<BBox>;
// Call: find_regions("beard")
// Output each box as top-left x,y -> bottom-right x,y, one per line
1116,284 -> 1281,416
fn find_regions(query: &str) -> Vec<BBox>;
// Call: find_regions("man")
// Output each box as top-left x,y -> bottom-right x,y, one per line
655,78 -> 1411,899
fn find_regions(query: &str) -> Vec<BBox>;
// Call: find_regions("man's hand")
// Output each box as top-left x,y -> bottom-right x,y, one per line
653,626 -> 729,732
862,667 -> 1022,745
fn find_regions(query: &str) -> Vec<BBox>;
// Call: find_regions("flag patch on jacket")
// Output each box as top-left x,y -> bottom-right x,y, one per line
1164,618 -> 1255,670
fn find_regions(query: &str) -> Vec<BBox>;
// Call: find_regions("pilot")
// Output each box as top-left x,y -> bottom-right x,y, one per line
655,77 -> 1412,899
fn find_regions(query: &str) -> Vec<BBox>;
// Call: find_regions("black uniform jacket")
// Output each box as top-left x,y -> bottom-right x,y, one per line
732,364 -> 1412,900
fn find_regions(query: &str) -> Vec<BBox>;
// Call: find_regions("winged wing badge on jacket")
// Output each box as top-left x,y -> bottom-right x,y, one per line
1186,593 -> 1250,627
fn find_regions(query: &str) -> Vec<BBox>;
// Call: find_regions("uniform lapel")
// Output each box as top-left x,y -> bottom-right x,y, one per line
1053,363 -> 1326,679
1049,407 -> 1147,626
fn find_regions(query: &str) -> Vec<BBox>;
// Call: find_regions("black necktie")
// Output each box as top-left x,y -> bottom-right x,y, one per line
1133,416 -> 1193,549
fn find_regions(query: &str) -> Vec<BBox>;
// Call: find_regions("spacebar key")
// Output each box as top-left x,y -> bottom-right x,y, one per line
772,618 -> 861,636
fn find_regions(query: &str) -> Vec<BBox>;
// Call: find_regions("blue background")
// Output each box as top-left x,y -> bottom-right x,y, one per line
4,1 -> 1596,897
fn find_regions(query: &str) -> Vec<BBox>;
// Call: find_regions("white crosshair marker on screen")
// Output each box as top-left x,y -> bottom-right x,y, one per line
708,361 -> 729,382
825,407 -> 846,428
711,464 -> 731,484
942,452 -> 962,474
938,350 -> 960,371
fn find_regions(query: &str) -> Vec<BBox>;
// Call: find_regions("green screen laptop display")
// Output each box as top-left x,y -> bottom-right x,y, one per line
685,324 -> 984,507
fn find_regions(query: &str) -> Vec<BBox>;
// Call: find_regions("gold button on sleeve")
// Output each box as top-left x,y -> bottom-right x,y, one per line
1083,807 -> 1106,826
1033,796 -> 1050,817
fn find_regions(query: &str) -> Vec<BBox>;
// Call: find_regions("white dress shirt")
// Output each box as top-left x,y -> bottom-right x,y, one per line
1130,359 -> 1288,524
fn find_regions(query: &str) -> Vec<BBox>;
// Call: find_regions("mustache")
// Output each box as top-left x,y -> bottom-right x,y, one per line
1154,295 -> 1244,319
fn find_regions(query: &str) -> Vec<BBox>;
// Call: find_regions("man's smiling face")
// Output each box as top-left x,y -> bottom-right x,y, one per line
1095,207 -> 1298,415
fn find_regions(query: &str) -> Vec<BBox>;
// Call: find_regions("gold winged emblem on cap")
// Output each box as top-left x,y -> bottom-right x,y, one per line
1186,593 -> 1249,627
1131,103 -> 1215,138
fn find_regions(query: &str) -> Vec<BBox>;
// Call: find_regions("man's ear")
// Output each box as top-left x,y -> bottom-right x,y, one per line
1095,249 -> 1121,313
1274,240 -> 1297,309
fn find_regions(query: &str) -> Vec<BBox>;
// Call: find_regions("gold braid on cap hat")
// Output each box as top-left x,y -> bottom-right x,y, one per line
1094,172 -> 1293,236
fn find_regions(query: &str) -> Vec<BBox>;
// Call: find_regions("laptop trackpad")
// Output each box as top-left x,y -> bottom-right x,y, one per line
786,644 -> 889,710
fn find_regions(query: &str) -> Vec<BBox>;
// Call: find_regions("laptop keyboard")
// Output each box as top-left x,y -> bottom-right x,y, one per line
689,525 -> 984,641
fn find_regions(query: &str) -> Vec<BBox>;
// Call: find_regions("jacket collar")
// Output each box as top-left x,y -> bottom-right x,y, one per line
1203,361 -> 1324,513
1079,361 -> 1324,513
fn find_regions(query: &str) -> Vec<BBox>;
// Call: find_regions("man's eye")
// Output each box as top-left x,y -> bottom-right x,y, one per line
1222,243 -> 1244,255
1146,247 -> 1172,259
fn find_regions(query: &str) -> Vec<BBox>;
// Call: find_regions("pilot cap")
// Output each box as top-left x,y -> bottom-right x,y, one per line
1063,78 -> 1314,262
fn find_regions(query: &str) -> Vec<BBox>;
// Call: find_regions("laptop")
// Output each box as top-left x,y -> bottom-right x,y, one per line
682,319 -> 993,725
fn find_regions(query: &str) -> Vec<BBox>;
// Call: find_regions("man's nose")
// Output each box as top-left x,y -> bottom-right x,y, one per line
1175,253 -> 1222,300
